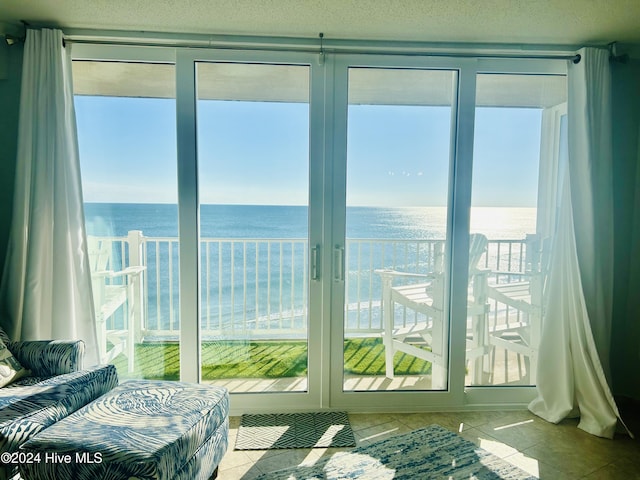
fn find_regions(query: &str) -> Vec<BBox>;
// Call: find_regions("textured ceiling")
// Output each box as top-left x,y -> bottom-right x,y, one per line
1,0 -> 640,46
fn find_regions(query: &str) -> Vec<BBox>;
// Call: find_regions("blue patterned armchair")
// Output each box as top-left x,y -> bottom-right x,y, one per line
0,326 -> 118,480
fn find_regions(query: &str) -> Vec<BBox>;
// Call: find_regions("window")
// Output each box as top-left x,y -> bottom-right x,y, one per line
468,73 -> 567,386
74,60 -> 179,380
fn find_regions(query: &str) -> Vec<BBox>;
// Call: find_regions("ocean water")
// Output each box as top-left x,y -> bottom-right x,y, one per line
84,203 -> 536,240
84,203 -> 536,334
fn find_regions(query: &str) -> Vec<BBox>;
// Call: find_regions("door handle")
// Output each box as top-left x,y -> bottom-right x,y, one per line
333,245 -> 345,282
311,244 -> 320,281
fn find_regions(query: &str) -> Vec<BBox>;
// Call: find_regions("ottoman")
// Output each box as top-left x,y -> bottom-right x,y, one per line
19,380 -> 229,480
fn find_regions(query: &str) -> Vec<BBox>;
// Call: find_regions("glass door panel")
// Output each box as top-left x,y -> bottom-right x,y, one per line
344,67 -> 457,392
74,60 -> 179,380
196,62 -> 310,393
468,73 -> 567,386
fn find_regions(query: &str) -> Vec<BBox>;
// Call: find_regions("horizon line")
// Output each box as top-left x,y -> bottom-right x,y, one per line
84,201 -> 537,208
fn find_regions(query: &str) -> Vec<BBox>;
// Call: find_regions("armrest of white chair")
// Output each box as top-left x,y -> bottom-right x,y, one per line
375,269 -> 435,280
103,266 -> 146,279
122,266 -> 146,275
375,270 -> 438,295
486,270 -> 532,286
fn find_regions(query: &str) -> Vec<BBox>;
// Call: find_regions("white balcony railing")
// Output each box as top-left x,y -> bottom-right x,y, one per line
99,232 -> 529,341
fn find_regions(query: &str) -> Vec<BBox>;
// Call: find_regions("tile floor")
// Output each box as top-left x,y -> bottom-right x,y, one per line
218,405 -> 640,479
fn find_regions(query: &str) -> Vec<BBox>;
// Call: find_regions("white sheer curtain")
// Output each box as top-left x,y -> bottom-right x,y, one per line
0,28 -> 98,365
529,47 -> 629,439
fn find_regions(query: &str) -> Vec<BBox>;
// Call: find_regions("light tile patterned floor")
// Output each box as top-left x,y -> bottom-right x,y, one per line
218,407 -> 640,479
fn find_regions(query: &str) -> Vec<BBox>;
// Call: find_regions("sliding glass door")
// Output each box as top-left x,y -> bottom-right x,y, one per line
327,56 -> 471,409
342,67 -> 457,392
329,56 -> 567,409
195,62 -> 312,393
73,43 -> 568,411
468,73 -> 567,387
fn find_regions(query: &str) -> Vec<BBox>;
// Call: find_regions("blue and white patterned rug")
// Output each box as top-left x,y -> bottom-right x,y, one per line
257,424 -> 537,479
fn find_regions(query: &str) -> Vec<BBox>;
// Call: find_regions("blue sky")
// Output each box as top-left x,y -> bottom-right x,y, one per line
75,96 -> 542,207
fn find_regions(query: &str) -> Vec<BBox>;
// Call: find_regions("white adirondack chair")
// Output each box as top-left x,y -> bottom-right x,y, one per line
88,236 -> 145,372
376,234 -> 491,388
485,234 -> 548,384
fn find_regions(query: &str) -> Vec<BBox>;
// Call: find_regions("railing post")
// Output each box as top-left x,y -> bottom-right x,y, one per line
470,269 -> 491,384
376,270 -> 396,379
127,230 -> 145,346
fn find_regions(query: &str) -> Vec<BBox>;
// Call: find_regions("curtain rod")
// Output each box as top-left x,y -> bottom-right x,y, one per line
8,25 -> 587,63
61,29 -> 583,63
67,39 -> 582,63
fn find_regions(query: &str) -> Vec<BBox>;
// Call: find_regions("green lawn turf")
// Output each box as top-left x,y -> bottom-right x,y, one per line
113,337 -> 432,381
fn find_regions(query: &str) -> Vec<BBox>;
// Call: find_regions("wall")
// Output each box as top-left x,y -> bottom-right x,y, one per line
0,41 -> 22,277
611,56 -> 640,401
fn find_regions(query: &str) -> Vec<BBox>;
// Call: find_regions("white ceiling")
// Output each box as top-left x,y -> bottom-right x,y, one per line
1,0 -> 640,47
73,60 -> 568,108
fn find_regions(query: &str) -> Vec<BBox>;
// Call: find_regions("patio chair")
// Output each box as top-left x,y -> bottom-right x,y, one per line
376,234 -> 490,389
88,236 -> 145,371
484,234 -> 548,384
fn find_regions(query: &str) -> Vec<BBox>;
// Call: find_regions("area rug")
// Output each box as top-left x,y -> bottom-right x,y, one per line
235,411 -> 356,450
256,424 -> 537,479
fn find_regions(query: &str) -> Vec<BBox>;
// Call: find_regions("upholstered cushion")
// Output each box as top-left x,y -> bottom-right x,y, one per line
0,337 -> 29,387
0,325 -> 85,376
8,339 -> 85,376
173,418 -> 229,480
21,380 -> 230,480
0,364 -> 118,480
